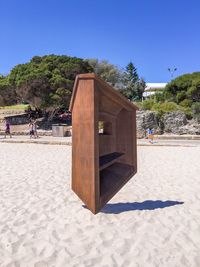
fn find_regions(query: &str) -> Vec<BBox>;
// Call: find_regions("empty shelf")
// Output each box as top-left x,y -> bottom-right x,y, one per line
99,152 -> 124,170
100,162 -> 135,205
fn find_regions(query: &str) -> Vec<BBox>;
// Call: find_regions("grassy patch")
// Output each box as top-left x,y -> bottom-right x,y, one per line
0,104 -> 28,110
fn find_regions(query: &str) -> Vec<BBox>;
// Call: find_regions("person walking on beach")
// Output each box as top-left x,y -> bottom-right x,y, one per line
4,119 -> 12,138
147,128 -> 154,144
33,119 -> 38,138
29,119 -> 35,139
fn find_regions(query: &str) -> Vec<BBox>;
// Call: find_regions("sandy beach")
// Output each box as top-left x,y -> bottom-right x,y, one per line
0,143 -> 200,267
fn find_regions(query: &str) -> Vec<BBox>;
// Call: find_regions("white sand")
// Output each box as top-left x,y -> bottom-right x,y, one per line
0,143 -> 200,267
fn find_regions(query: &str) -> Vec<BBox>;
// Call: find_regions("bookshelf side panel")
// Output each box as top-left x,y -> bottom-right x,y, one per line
71,79 -> 99,213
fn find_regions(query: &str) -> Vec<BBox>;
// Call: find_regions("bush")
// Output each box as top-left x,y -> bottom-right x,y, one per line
179,106 -> 192,119
154,92 -> 165,102
192,102 -> 200,115
179,99 -> 193,108
163,90 -> 176,102
150,102 -> 161,111
141,99 -> 154,110
151,102 -> 179,113
192,104 -> 200,122
176,91 -> 186,103
187,86 -> 200,102
141,99 -> 193,118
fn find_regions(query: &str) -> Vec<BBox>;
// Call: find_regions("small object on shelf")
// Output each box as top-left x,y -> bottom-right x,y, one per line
69,73 -> 138,214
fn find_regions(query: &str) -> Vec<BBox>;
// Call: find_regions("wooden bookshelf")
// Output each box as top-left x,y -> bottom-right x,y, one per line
69,73 -> 138,214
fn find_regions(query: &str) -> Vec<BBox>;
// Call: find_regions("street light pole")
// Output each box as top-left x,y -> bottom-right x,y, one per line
168,67 -> 177,79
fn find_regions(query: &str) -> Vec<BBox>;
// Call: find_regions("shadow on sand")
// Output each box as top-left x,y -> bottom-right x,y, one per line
100,200 -> 184,214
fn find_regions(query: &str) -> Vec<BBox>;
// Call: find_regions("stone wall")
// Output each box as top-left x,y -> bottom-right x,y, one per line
137,110 -> 200,137
0,114 -> 29,125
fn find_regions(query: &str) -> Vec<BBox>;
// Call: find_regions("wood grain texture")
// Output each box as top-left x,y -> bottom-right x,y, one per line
69,74 -> 137,214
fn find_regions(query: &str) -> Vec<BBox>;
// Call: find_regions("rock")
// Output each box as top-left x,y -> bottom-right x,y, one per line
136,110 -> 161,138
162,111 -> 187,134
136,110 -> 200,136
180,119 -> 200,135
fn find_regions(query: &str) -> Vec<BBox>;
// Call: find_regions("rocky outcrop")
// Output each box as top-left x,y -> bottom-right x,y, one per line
137,110 -> 165,138
137,110 -> 200,137
163,111 -> 187,134
178,120 -> 200,135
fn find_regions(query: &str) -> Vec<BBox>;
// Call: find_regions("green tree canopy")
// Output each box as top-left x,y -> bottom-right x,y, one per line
6,55 -> 93,109
165,72 -> 200,104
0,75 -> 16,106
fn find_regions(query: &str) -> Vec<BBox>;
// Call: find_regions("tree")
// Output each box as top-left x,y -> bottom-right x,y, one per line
124,62 -> 139,84
120,62 -> 145,101
134,78 -> 146,100
165,72 -> 200,103
187,79 -> 200,102
86,59 -> 122,88
0,75 -> 16,106
8,55 -> 93,110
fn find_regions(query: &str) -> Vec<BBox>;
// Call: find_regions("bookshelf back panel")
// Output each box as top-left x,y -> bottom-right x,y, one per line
116,109 -> 134,166
99,134 -> 116,156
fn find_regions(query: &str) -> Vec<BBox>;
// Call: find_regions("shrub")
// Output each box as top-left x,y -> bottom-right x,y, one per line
154,92 -> 165,102
141,99 -> 154,110
192,104 -> 200,122
192,102 -> 200,113
179,99 -> 192,108
179,106 -> 192,119
162,102 -> 180,112
151,102 -> 162,111
176,91 -> 186,103
187,86 -> 200,102
151,102 -> 179,113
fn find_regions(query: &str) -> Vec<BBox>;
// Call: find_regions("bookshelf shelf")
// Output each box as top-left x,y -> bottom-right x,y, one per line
99,152 -> 124,171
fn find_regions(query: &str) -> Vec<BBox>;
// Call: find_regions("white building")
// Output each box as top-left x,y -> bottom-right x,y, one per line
143,83 -> 167,98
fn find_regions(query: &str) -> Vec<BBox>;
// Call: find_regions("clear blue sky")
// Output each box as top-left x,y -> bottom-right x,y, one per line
1,0 -> 200,82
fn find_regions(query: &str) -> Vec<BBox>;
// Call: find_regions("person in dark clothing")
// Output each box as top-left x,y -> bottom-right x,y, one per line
4,119 -> 12,138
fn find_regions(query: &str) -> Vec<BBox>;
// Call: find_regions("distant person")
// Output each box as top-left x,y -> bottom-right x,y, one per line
147,128 -> 154,144
29,120 -> 35,139
4,119 -> 12,138
33,119 -> 38,138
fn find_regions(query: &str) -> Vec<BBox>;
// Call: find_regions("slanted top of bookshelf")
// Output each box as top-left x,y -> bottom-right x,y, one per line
69,73 -> 139,112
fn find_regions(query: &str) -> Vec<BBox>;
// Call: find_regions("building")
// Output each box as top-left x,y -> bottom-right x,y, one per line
143,83 -> 167,98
